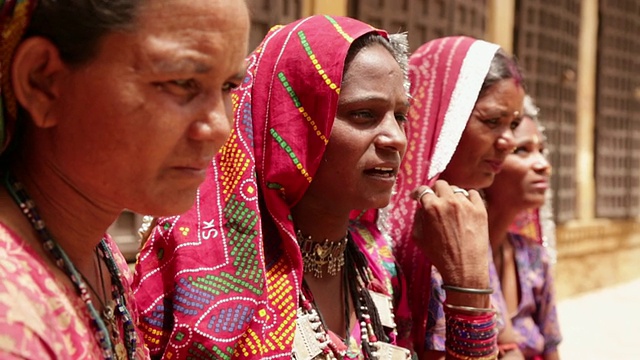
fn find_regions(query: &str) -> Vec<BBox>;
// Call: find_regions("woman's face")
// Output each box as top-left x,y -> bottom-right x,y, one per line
42,0 -> 249,215
484,116 -> 551,210
302,43 -> 409,214
439,78 -> 525,189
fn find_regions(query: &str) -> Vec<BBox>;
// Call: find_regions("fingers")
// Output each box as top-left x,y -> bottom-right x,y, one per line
412,186 -> 436,205
412,180 -> 487,209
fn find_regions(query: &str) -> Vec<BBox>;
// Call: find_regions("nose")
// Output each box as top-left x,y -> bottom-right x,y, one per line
375,113 -> 407,155
188,93 -> 233,150
532,151 -> 551,174
495,128 -> 516,152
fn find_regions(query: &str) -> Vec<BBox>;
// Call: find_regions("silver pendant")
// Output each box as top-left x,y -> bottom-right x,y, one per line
369,291 -> 396,328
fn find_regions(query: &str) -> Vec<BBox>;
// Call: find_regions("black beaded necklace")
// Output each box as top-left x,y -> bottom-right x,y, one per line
3,172 -> 137,359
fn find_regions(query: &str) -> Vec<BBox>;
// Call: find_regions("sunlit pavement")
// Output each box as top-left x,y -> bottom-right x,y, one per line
557,277 -> 640,359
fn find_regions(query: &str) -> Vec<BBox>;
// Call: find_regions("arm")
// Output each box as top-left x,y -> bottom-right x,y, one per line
411,180 -> 496,360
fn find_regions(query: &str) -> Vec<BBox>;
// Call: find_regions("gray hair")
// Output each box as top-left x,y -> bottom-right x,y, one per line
479,48 -> 524,97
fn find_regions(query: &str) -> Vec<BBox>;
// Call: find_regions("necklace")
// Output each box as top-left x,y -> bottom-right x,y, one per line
296,229 -> 348,278
292,237 -> 411,360
3,172 -> 137,359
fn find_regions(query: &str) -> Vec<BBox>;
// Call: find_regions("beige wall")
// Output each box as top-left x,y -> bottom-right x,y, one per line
301,0 -> 347,17
485,0 -> 515,52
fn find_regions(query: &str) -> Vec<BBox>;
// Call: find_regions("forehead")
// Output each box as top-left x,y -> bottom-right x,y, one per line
475,79 -> 524,109
340,44 -> 406,97
131,0 -> 249,57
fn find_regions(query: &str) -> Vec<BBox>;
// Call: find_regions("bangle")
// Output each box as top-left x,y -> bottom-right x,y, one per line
442,284 -> 493,295
446,348 -> 499,360
444,302 -> 496,315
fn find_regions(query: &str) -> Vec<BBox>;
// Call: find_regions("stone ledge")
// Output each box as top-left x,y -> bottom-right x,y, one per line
555,219 -> 640,299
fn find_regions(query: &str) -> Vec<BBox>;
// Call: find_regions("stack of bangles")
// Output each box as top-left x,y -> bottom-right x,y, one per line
442,284 -> 499,360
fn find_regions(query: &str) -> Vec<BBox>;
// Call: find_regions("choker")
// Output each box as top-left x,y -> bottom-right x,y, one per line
296,229 -> 348,278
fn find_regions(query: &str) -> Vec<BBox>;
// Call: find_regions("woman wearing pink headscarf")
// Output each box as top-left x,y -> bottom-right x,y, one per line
384,36 -> 526,359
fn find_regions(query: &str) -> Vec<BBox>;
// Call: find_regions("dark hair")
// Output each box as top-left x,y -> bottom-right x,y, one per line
479,48 -> 524,97
24,0 -> 142,65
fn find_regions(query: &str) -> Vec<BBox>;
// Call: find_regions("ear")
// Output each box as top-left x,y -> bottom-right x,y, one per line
11,37 -> 67,128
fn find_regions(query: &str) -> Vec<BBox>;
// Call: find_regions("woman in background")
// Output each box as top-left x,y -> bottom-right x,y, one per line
484,96 -> 562,359
383,36 -> 526,359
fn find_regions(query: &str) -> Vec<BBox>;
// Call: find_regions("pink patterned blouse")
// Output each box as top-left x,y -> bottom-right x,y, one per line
0,222 -> 149,359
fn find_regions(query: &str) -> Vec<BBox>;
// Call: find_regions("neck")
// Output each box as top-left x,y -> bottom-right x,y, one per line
486,200 -> 522,254
7,153 -> 120,273
291,201 -> 350,243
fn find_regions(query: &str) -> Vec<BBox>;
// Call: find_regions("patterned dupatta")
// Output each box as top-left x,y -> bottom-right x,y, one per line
133,16 -> 386,360
0,0 -> 38,153
381,36 -> 500,348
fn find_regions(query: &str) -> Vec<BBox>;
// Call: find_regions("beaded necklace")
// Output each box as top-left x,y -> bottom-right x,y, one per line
293,236 -> 411,360
3,172 -> 137,360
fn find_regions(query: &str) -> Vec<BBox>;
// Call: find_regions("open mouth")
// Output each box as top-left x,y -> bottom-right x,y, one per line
364,167 -> 397,178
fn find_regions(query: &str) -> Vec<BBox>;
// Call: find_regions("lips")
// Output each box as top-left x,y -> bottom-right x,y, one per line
485,159 -> 505,173
363,164 -> 399,179
530,179 -> 549,190
172,159 -> 211,177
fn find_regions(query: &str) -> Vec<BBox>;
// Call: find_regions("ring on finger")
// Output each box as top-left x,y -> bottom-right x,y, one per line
416,188 -> 435,202
452,188 -> 470,197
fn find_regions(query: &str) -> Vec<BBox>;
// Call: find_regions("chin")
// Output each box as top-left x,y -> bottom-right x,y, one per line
132,190 -> 198,217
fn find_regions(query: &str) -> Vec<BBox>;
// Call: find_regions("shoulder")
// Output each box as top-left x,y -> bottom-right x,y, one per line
0,227 -> 100,359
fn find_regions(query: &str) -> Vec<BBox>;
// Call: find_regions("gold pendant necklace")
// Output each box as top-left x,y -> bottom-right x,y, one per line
296,230 -> 348,278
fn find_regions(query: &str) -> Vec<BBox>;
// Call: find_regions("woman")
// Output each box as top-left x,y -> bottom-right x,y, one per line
134,16 -> 492,360
484,96 -> 562,359
383,36 -> 526,359
0,0 -> 249,358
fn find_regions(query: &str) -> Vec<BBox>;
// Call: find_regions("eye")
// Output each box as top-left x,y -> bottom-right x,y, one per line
351,110 -> 375,121
395,112 -> 408,123
483,118 -> 500,127
510,118 -> 522,130
222,80 -> 241,93
513,146 -> 529,155
154,79 -> 200,100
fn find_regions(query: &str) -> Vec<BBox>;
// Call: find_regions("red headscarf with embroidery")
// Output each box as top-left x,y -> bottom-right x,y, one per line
133,15 -> 387,359
381,36 -> 500,349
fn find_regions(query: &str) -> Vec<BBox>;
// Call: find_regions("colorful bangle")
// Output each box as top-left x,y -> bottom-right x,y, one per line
446,348 -> 499,360
445,306 -> 498,360
442,284 -> 493,295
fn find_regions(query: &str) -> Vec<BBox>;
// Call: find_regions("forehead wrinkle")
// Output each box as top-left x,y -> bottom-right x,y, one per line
134,36 -> 218,74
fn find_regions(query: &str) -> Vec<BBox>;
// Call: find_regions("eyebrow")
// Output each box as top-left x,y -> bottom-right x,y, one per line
340,95 -> 411,109
150,57 -> 213,74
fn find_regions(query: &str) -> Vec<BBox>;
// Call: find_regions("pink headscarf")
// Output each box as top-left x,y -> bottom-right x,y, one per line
383,36 -> 500,348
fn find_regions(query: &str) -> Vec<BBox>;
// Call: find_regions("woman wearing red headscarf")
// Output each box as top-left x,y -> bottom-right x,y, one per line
134,15 -> 414,359
383,37 -> 527,359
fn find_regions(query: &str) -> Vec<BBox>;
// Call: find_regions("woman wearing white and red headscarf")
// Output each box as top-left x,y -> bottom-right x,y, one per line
384,36 -> 526,359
